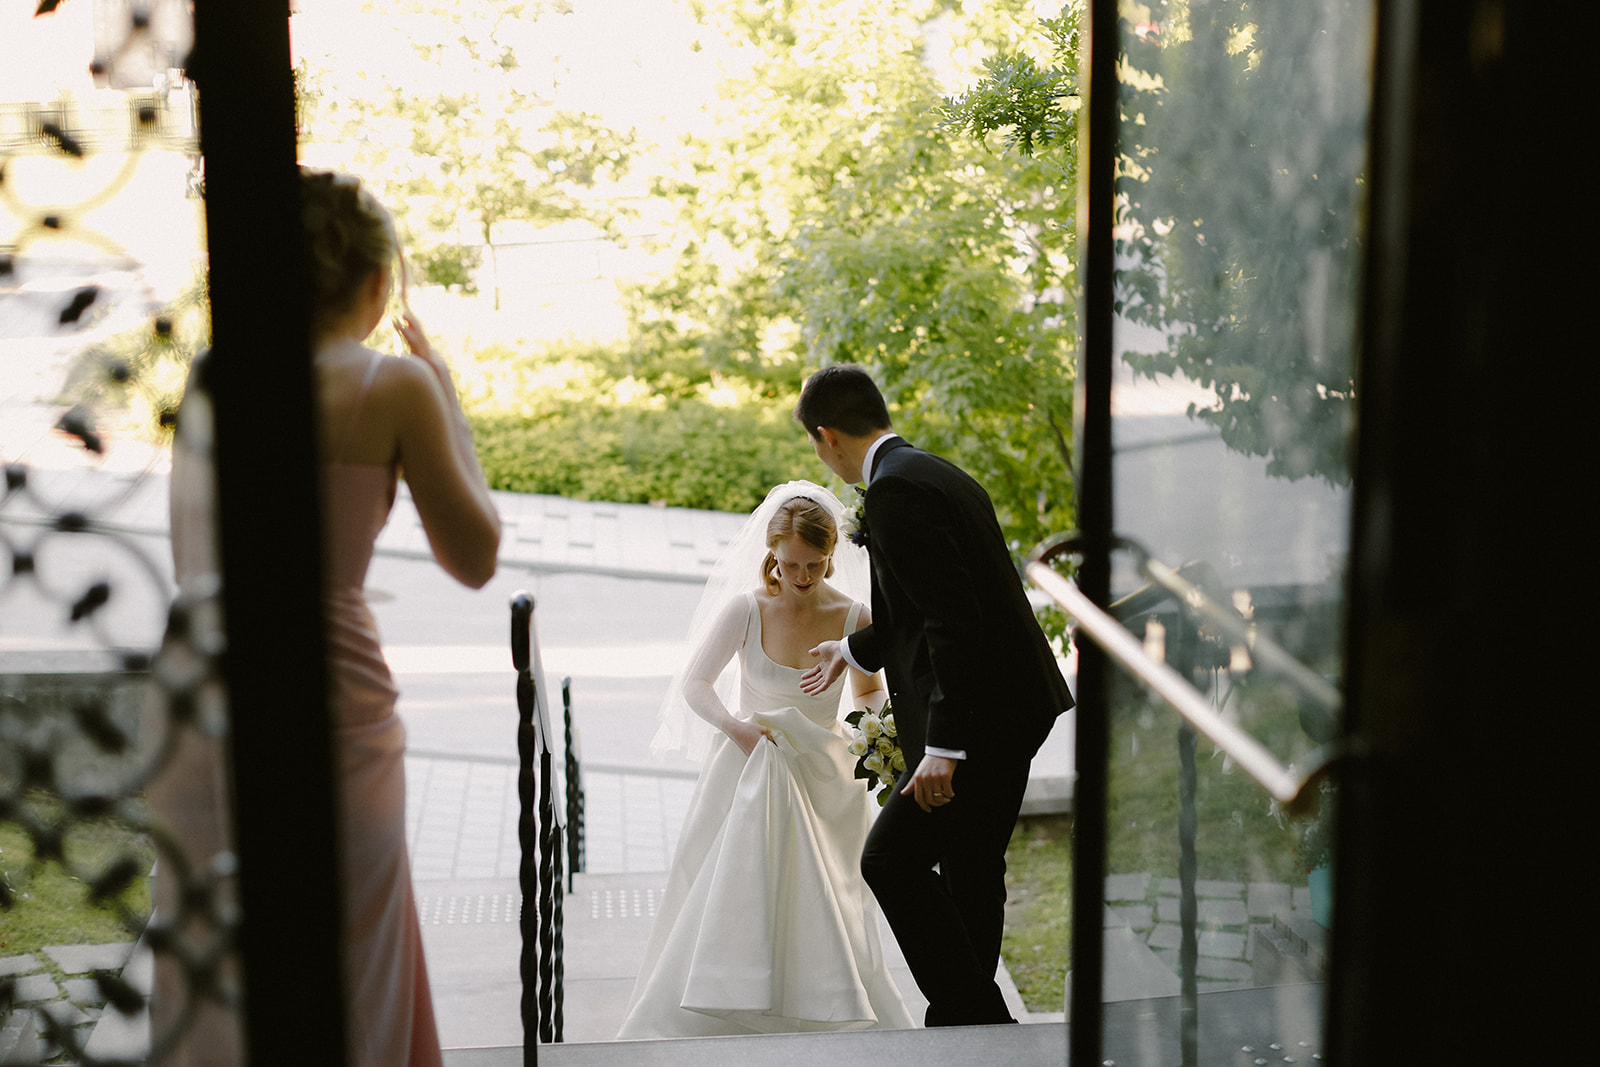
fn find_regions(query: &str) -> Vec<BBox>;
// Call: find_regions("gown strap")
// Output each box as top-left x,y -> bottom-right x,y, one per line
332,350 -> 385,461
843,600 -> 863,635
742,590 -> 761,646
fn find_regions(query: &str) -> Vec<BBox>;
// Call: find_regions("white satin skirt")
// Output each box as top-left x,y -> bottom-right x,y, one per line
617,705 -> 913,1038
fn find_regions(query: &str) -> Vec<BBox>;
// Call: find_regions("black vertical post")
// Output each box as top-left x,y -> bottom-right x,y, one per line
563,676 -> 583,894
191,1 -> 347,1061
511,592 -> 539,1066
537,735 -> 564,1043
1071,0 -> 1119,1063
1170,615 -> 1200,1067
1175,724 -> 1199,1064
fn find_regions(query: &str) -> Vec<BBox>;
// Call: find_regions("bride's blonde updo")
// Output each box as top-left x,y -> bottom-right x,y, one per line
298,168 -> 399,332
761,496 -> 837,595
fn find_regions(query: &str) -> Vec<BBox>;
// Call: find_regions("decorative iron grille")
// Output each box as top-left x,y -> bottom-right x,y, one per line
2,3 -> 239,1063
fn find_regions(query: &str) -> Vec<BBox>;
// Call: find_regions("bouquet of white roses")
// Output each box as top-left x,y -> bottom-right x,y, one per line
844,703 -> 904,806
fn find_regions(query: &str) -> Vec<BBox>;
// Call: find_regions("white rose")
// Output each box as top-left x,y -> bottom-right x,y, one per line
847,737 -> 869,757
876,737 -> 896,757
861,714 -> 882,740
891,750 -> 906,772
864,752 -> 885,774
882,713 -> 897,738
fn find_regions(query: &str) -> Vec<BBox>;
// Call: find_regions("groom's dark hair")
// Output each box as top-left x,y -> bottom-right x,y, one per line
795,363 -> 892,439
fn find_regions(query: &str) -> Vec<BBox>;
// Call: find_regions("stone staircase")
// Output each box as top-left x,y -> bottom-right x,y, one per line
1090,872 -> 1327,1003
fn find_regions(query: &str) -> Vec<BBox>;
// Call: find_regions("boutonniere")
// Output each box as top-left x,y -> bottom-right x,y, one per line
842,485 -> 869,548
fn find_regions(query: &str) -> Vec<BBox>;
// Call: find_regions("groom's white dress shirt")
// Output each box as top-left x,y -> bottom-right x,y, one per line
842,432 -> 967,762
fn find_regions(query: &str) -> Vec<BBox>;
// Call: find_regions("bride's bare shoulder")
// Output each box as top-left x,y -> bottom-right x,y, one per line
817,583 -> 859,614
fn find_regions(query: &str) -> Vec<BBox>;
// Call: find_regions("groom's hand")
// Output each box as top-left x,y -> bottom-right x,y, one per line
801,640 -> 847,694
902,754 -> 958,813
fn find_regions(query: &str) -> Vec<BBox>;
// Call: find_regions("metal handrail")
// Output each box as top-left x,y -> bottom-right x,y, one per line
1026,542 -> 1337,813
1132,551 -> 1342,714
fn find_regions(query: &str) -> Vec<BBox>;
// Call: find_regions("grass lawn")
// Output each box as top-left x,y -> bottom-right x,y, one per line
0,803 -> 152,960
1107,677 -> 1318,885
999,677 -> 1327,1013
1001,813 -> 1073,1013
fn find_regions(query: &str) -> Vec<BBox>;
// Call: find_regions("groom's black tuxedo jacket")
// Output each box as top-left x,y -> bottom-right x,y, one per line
847,438 -> 1072,769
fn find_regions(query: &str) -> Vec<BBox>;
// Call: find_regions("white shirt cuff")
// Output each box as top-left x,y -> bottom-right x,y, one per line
844,635 -> 966,760
841,634 -> 867,675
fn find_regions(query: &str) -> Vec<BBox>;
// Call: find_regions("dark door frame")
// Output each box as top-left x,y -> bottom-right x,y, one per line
193,1 -> 347,1061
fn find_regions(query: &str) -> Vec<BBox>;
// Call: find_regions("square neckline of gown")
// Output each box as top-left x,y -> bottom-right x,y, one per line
747,590 -> 853,686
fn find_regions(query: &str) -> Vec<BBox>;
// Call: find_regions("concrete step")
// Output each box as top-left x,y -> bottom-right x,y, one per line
423,871 -> 941,1046
0,1008 -> 40,1066
420,870 -> 1057,1047
442,1021 -> 1066,1066
1249,912 -> 1328,986
442,982 -> 1325,1066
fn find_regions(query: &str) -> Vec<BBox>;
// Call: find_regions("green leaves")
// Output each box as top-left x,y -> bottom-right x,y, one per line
1112,0 -> 1368,486
939,12 -> 1081,163
949,1 -> 1366,488
294,2 -> 634,306
468,388 -> 817,514
623,0 -> 1081,555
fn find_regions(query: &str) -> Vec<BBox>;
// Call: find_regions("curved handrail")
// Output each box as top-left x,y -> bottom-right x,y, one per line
1130,551 -> 1342,714
1027,537 -> 1338,813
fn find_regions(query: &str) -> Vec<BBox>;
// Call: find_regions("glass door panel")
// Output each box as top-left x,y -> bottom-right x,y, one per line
1099,1 -> 1371,1059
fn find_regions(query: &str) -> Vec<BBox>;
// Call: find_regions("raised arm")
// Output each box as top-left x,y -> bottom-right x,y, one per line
386,315 -> 501,588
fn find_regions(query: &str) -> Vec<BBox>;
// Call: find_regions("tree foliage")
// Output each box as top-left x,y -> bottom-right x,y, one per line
945,1 -> 1367,486
291,0 -> 1087,549
294,0 -> 631,304
622,0 -> 1081,552
1116,1 -> 1367,485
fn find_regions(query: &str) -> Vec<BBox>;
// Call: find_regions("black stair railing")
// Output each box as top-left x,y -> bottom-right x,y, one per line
510,592 -> 567,1058
562,677 -> 585,894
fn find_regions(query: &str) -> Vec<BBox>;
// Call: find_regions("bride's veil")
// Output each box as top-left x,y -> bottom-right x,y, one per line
650,479 -> 869,762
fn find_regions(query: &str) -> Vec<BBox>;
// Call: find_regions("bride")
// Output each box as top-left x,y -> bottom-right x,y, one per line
616,481 -> 914,1037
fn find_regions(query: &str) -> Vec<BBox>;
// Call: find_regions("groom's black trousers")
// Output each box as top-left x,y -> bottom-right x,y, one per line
861,751 -> 1033,1027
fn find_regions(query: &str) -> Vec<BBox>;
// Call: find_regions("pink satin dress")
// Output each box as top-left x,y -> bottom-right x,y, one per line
323,344 -> 443,1067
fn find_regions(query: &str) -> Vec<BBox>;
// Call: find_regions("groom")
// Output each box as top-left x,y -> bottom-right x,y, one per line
796,363 -> 1072,1027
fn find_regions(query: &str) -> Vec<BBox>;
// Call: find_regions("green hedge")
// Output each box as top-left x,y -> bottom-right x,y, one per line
469,396 -> 823,515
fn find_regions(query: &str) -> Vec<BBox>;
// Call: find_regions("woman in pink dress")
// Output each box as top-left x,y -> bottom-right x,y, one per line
302,169 -> 501,1065
155,169 -> 500,1066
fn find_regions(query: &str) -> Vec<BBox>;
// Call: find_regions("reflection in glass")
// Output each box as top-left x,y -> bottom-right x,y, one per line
1099,0 -> 1370,1059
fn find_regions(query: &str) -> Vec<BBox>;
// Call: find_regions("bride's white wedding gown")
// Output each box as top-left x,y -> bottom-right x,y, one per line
617,592 -> 914,1037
